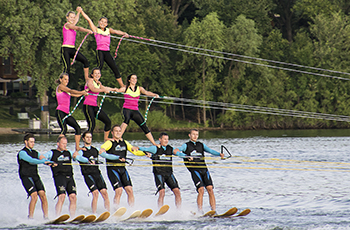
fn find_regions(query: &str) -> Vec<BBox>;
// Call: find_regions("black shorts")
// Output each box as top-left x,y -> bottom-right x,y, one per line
20,174 -> 45,196
189,169 -> 213,191
107,167 -> 132,190
154,173 -> 179,191
53,174 -> 76,196
122,108 -> 150,134
83,173 -> 107,192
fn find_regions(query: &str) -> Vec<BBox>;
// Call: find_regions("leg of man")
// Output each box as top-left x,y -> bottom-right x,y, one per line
206,185 -> 216,211
197,187 -> 205,212
68,193 -> 77,217
38,190 -> 48,218
172,188 -> 181,209
100,188 -> 110,212
124,186 -> 134,207
55,194 -> 66,216
158,189 -> 165,208
114,187 -> 123,206
91,190 -> 99,214
28,191 -> 38,218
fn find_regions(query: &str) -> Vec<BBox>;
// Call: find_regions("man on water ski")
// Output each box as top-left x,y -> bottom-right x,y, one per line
133,132 -> 182,208
17,133 -> 50,219
174,129 -> 224,213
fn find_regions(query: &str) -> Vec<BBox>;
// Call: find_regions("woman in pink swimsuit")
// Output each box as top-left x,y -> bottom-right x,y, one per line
56,73 -> 87,150
62,7 -> 93,81
78,7 -> 128,87
83,67 -> 118,141
114,74 -> 159,145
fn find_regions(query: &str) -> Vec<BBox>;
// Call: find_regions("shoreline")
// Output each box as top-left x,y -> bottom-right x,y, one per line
0,128 -> 19,135
0,127 -> 223,135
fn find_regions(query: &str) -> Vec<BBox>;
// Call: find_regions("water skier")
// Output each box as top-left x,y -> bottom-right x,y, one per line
78,7 -> 128,87
44,136 -> 86,217
174,129 -> 224,213
55,73 -> 87,151
83,67 -> 118,141
99,124 -> 147,207
62,7 -> 93,81
114,74 -> 159,145
17,133 -> 50,219
132,132 -> 182,208
75,131 -> 110,213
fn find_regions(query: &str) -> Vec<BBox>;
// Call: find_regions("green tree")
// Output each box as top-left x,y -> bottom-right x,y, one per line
179,12 -> 225,126
0,0 -> 71,128
218,14 -> 263,127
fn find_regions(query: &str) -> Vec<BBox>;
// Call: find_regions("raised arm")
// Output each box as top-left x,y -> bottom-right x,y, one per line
77,6 -> 98,33
73,8 -> 80,25
139,86 -> 159,98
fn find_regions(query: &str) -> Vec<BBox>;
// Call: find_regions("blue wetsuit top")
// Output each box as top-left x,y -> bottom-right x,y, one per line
77,146 -> 98,163
139,145 -> 187,158
44,150 -> 87,162
175,141 -> 220,156
18,149 -> 47,164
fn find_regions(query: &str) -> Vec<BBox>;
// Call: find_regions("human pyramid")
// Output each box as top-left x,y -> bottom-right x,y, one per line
17,6 -> 230,223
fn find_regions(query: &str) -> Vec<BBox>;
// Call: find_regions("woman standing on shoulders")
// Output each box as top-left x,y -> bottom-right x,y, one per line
78,7 -> 128,87
56,73 -> 87,151
115,74 -> 159,145
84,67 -> 118,141
62,7 -> 93,81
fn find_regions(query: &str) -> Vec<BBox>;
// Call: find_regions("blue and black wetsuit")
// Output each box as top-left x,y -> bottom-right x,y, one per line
140,145 -> 180,192
177,141 -> 220,191
17,147 -> 47,196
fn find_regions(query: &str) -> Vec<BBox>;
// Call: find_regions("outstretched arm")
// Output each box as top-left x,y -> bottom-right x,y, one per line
86,79 -> 110,93
110,28 -> 129,38
19,150 -> 47,164
125,140 -> 147,156
139,87 -> 159,98
57,85 -> 87,97
203,143 -> 224,158
72,150 -> 90,163
99,141 -> 120,160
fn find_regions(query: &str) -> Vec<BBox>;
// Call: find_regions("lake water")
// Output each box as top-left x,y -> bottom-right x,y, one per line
1,129 -> 350,229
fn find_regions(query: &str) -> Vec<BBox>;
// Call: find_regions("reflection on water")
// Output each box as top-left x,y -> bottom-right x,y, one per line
1,129 -> 350,229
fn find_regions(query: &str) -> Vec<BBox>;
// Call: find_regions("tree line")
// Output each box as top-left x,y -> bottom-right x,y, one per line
1,0 -> 350,129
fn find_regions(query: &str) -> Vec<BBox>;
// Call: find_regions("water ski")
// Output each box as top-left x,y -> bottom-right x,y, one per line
154,204 -> 169,216
123,210 -> 141,220
45,214 -> 70,224
79,214 -> 96,223
67,215 -> 85,223
94,211 -> 110,223
139,209 -> 153,219
213,207 -> 238,218
233,209 -> 251,217
200,210 -> 216,217
112,207 -> 127,218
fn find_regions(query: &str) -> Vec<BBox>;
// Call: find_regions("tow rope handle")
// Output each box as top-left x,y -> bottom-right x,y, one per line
221,145 -> 232,160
